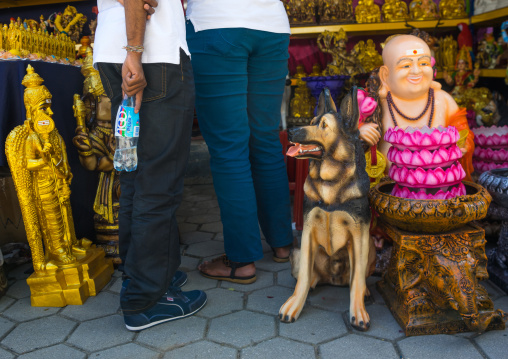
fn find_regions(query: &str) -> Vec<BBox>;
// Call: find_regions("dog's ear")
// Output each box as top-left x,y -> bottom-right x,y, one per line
316,88 -> 337,118
340,86 -> 360,132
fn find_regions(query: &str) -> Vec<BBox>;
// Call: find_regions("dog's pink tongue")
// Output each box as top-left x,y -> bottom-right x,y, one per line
287,144 -> 302,157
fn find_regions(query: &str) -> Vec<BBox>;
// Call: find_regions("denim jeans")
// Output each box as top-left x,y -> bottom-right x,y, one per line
96,50 -> 195,314
186,22 -> 293,262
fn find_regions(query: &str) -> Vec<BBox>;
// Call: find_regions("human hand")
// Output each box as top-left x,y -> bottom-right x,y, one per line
122,53 -> 146,113
359,122 -> 380,146
117,0 -> 158,20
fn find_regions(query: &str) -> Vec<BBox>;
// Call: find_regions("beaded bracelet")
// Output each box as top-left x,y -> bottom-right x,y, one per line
123,45 -> 144,53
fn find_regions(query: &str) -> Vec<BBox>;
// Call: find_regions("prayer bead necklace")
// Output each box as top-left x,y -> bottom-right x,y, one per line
387,88 -> 434,127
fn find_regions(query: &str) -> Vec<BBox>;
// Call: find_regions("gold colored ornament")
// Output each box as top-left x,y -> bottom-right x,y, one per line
5,65 -> 113,306
318,0 -> 355,24
54,5 -> 87,43
439,0 -> 467,19
365,148 -> 386,188
382,0 -> 409,22
285,0 -> 317,26
409,0 -> 438,20
355,0 -> 381,23
357,39 -> 383,73
318,29 -> 364,76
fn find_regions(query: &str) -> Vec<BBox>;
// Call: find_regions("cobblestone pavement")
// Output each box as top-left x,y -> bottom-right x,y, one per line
0,184 -> 507,358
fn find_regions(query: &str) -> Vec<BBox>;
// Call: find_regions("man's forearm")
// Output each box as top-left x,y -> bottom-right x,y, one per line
125,0 -> 147,46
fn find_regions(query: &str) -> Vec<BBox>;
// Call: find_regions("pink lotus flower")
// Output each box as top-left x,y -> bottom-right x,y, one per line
473,126 -> 508,148
473,160 -> 508,173
357,89 -> 377,123
384,126 -> 460,151
391,183 -> 467,200
473,147 -> 508,163
389,162 -> 466,187
388,145 -> 462,168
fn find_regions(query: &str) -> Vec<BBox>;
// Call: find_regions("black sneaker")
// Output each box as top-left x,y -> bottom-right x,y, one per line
123,287 -> 207,331
121,270 -> 188,296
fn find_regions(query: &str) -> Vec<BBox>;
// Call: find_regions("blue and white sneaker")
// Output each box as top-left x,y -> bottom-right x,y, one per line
123,287 -> 207,331
121,270 -> 188,296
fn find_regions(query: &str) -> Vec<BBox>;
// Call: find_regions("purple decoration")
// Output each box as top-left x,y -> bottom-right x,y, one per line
302,75 -> 350,115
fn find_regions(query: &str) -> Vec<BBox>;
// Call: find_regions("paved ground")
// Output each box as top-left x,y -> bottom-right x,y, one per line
0,184 -> 507,359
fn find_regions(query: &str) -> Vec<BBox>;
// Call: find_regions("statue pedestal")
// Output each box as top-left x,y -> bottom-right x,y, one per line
27,246 -> 114,307
377,222 -> 506,336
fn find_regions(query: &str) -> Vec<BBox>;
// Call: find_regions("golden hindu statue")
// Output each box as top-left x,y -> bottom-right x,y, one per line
439,0 -> 467,19
355,0 -> 381,23
443,46 -> 480,101
440,35 -> 458,71
5,65 -> 113,307
290,82 -> 316,120
285,0 -> 316,25
54,5 -> 87,43
382,0 -> 409,22
318,29 -> 364,76
409,0 -> 438,20
358,39 -> 383,73
318,0 -> 355,24
73,49 -> 120,265
309,63 -> 322,76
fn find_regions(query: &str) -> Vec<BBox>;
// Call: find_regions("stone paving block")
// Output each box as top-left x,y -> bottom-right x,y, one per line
67,315 -> 134,352
164,340 -> 237,359
366,276 -> 381,286
207,207 -> 221,215
208,311 -> 275,348
246,286 -> 293,315
480,280 -> 505,301
219,269 -> 274,292
255,252 -> 291,272
187,214 -> 221,225
0,348 -> 14,359
276,268 -> 296,288
17,344 -> 86,359
185,194 -> 215,203
241,337 -> 315,359
178,222 -> 199,234
0,317 -> 14,338
136,316 -> 207,351
197,287 -> 243,318
5,280 -> 31,299
398,334 -> 483,359
2,297 -> 60,322
177,215 -> 186,224
494,295 -> 508,311
185,240 -> 224,258
176,205 -> 209,217
180,256 -> 200,272
200,199 -> 219,209
92,343 -> 159,359
200,221 -> 223,234
107,277 -> 123,294
181,270 -> 218,291
356,304 -> 404,340
181,231 -> 214,245
280,307 -> 347,344
60,292 -> 120,321
6,263 -> 32,281
474,327 -> 508,359
308,285 -> 351,313
0,296 -> 15,313
112,270 -> 122,277
320,334 -> 398,359
368,282 -> 385,306
213,233 -> 224,241
2,316 -> 76,354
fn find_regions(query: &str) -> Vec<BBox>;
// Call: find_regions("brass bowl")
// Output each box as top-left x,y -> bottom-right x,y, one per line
369,181 -> 491,233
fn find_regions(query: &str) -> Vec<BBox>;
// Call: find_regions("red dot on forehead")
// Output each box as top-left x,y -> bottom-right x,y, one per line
413,50 -> 417,54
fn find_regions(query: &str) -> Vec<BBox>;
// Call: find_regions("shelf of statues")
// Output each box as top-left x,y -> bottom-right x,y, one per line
0,19 -> 78,65
0,0 -> 85,9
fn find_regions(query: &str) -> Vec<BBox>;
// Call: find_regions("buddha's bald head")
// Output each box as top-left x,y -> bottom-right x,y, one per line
382,35 -> 431,65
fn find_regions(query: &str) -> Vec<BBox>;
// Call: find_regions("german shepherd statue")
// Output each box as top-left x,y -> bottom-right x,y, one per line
279,87 -> 373,331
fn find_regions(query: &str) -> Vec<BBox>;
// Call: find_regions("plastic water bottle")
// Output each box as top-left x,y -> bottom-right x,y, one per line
114,95 -> 140,172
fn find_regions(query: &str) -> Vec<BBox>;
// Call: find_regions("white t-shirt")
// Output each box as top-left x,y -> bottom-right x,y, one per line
93,0 -> 189,66
186,0 -> 290,34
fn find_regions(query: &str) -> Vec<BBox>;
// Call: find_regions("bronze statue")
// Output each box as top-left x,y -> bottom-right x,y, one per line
317,29 -> 364,76
382,0 -> 409,22
318,0 -> 355,24
285,0 -> 317,25
54,5 -> 87,43
73,49 -> 120,265
355,0 -> 381,23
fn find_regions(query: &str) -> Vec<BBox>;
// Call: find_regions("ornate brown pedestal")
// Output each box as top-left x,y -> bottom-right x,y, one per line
377,222 -> 506,336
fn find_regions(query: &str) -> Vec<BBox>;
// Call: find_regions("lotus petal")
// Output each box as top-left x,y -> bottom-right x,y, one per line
425,170 -> 439,186
434,167 -> 446,182
406,171 -> 417,185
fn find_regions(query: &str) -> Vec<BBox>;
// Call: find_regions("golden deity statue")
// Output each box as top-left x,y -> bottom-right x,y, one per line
318,0 -> 355,24
443,46 -> 480,100
318,29 -> 364,76
359,39 -> 383,73
382,0 -> 409,22
285,0 -> 316,25
73,49 -> 120,265
54,5 -> 87,43
355,0 -> 381,23
441,35 -> 458,71
439,0 -> 467,19
290,82 -> 316,120
5,65 -> 113,307
409,0 -> 438,20
309,63 -> 322,76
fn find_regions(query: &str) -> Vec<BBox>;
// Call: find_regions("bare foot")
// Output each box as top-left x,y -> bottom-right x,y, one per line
198,255 -> 256,279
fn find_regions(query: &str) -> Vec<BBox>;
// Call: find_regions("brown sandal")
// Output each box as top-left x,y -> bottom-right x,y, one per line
199,255 -> 257,284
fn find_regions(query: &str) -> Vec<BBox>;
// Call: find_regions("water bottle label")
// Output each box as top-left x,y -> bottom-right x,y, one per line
115,105 -> 140,138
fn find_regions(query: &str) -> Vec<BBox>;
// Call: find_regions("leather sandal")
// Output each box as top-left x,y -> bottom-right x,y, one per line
199,255 -> 257,284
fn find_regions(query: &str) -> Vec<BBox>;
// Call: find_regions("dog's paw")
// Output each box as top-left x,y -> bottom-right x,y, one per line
350,306 -> 370,331
279,295 -> 302,323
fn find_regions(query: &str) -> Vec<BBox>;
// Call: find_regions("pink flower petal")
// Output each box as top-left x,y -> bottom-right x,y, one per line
414,168 -> 426,184
434,167 -> 445,182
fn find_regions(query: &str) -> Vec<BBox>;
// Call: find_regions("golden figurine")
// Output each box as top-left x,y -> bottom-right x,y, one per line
355,0 -> 381,23
318,29 -> 364,76
439,0 -> 467,19
290,82 -> 316,120
285,0 -> 317,26
309,63 -> 322,76
73,49 -> 120,264
443,46 -> 480,100
359,39 -> 383,73
318,0 -> 355,24
441,35 -> 458,71
382,0 -> 409,22
5,65 -> 113,307
409,0 -> 438,20
54,5 -> 87,43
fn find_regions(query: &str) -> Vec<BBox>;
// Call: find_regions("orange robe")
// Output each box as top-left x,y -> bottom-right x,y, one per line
446,108 -> 474,181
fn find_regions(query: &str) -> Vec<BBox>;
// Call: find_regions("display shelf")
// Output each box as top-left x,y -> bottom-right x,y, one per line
0,0 -> 85,10
471,6 -> 508,26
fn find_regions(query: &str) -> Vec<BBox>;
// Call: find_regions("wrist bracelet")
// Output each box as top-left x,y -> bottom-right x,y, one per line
79,150 -> 94,157
123,45 -> 144,53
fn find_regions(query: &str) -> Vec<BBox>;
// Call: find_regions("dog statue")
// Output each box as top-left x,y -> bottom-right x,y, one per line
279,87 -> 373,331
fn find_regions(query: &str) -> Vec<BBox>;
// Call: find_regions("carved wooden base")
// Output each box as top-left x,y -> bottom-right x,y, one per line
27,246 -> 114,307
377,222 -> 506,336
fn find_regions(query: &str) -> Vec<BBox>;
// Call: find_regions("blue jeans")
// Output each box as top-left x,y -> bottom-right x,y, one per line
186,22 -> 292,262
97,51 -> 195,314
